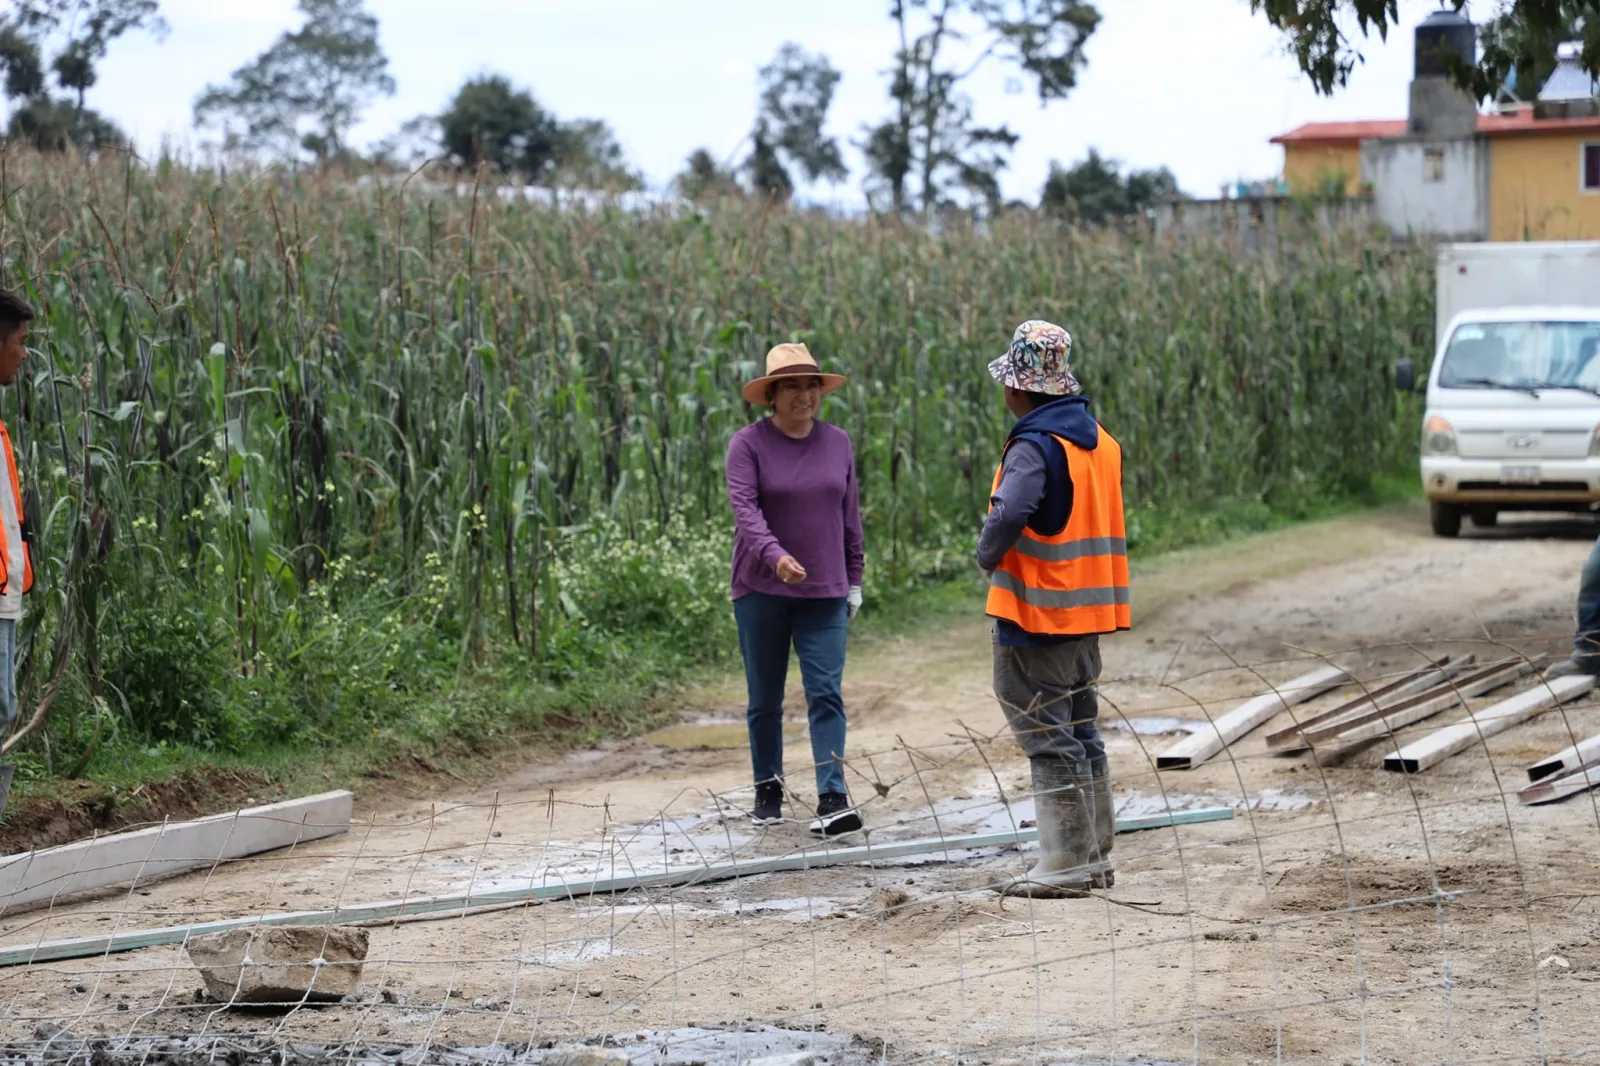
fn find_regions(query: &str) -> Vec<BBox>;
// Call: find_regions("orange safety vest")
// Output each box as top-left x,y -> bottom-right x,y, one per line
985,427 -> 1129,636
0,419 -> 33,598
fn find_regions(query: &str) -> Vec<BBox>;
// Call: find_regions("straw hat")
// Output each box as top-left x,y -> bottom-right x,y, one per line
741,343 -> 847,406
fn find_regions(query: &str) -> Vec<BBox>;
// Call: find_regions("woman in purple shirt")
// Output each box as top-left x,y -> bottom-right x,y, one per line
726,343 -> 866,836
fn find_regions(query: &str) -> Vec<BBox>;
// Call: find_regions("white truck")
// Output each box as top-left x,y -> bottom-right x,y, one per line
1395,241 -> 1600,537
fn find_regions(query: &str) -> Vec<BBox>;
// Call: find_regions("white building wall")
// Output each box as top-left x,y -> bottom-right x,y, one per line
1361,137 -> 1488,240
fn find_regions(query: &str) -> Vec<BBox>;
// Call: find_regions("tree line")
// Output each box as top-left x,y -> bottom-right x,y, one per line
0,0 -> 1593,221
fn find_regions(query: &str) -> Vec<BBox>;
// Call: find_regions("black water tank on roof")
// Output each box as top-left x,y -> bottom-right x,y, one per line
1414,7 -> 1476,78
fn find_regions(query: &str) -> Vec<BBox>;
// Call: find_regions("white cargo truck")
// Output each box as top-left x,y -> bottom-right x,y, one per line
1394,241 -> 1600,537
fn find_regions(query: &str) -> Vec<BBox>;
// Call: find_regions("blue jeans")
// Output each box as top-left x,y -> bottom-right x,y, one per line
733,592 -> 849,796
1576,535 -> 1600,665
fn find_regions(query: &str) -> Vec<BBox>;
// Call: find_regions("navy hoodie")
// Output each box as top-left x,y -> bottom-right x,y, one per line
979,395 -> 1101,647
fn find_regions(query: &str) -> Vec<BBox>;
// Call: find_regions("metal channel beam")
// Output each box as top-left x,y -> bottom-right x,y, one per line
1528,729 -> 1600,783
1384,674 -> 1597,775
0,805 -> 1235,967
1263,655 -> 1464,753
1156,664 -> 1350,771
1300,658 -> 1532,753
1519,761 -> 1600,806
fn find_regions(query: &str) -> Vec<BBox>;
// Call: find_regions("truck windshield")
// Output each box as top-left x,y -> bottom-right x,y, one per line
1438,321 -> 1600,391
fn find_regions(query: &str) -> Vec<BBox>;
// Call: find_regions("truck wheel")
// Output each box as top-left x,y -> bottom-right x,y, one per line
1469,507 -> 1498,529
1430,502 -> 1463,537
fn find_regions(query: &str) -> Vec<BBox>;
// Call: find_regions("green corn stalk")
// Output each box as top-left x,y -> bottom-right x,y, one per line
0,152 -> 1432,763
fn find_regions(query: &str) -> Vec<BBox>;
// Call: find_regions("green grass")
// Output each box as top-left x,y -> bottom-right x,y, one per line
4,477 -> 1421,823
1126,471 -> 1421,558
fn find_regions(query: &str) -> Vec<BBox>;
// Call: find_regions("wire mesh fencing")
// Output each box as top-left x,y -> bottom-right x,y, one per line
1,634 -> 1598,1066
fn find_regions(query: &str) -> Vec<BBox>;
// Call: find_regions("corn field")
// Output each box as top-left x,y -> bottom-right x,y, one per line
0,154 -> 1432,776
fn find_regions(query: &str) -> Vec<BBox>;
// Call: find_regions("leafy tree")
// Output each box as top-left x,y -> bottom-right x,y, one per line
370,113 -> 440,170
7,94 -> 121,150
1041,149 -> 1180,225
743,43 -> 847,198
745,125 -> 794,201
863,0 -> 1100,216
51,38 -> 95,107
7,0 -> 165,103
1249,0 -> 1597,100
193,0 -> 394,161
0,25 -> 46,101
1041,148 -> 1120,222
861,117 -> 913,214
0,0 -> 164,151
930,93 -> 1018,216
1126,165 -> 1180,210
1478,4 -> 1587,101
548,117 -> 638,189
438,74 -> 558,176
674,148 -> 742,201
434,74 -> 638,188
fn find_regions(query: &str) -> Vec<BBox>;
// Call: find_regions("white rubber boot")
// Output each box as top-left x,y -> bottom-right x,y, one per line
1086,758 -> 1115,889
1001,758 -> 1107,898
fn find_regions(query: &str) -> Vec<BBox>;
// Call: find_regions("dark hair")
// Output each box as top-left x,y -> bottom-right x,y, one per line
1015,389 -> 1060,411
0,289 -> 34,340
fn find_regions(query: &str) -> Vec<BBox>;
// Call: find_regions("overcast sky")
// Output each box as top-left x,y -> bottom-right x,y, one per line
71,0 -> 1455,206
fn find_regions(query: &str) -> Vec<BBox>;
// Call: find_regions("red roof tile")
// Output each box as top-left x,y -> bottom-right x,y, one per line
1273,111 -> 1600,145
1477,109 -> 1600,137
1270,120 -> 1406,145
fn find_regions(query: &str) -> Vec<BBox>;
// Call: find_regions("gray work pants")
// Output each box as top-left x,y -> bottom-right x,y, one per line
991,632 -> 1106,769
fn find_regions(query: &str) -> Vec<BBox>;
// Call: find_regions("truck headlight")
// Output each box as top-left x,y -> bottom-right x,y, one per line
1590,425 -> 1600,457
1423,415 -> 1457,456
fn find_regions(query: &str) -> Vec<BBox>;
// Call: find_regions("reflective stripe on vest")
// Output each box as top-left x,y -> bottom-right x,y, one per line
985,426 -> 1129,636
0,419 -> 33,598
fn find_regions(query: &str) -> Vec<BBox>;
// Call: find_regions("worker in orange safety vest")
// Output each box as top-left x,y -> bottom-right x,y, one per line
977,319 -> 1129,898
0,288 -> 35,748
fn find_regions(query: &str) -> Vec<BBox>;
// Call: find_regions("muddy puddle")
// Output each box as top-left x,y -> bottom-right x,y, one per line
872,773 -> 1321,846
645,714 -> 1207,749
7,1025 -> 872,1066
3,1025 -> 1194,1065
1101,716 -> 1205,736
640,717 -> 800,752
711,896 -> 850,921
441,777 -> 1320,900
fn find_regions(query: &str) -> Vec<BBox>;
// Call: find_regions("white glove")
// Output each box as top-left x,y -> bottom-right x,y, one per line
847,586 -> 863,620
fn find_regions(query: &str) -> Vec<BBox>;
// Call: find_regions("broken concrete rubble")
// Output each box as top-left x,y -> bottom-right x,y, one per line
185,925 -> 368,1005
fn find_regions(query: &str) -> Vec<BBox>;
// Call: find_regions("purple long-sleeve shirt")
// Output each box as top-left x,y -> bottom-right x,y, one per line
726,417 -> 865,601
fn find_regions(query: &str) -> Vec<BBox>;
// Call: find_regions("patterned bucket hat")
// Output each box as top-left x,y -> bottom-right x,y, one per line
987,320 -> 1081,396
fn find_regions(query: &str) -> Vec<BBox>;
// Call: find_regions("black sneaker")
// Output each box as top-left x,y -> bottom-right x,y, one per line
751,782 -> 784,826
809,792 -> 862,837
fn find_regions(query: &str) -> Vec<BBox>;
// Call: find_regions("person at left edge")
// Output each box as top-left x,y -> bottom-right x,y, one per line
725,342 -> 865,837
0,289 -> 37,747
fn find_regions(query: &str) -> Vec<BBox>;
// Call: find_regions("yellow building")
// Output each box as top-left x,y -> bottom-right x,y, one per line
1272,109 -> 1600,241
1271,120 -> 1404,197
1484,113 -> 1600,241
1269,15 -> 1600,241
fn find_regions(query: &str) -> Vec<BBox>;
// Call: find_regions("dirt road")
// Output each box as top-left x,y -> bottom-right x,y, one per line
4,504 -> 1600,1066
